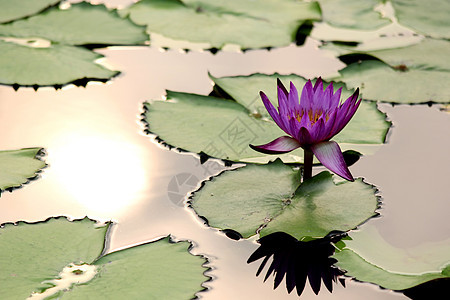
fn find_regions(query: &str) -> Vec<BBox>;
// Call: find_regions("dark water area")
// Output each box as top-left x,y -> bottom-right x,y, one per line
0,33 -> 449,299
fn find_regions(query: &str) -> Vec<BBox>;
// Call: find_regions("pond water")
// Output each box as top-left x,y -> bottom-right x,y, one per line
1,6 -> 449,299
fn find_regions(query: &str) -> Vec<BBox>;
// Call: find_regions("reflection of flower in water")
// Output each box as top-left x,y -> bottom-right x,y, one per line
250,78 -> 360,181
247,231 -> 346,296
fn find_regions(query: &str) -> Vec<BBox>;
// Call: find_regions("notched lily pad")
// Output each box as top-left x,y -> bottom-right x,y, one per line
391,0 -> 450,39
334,226 -> 450,290
0,40 -> 118,88
0,217 -> 108,299
190,160 -> 380,240
0,0 -> 60,23
323,38 -> 450,72
144,73 -> 390,164
317,0 -> 390,30
0,147 -> 46,192
0,2 -> 148,46
0,217 -> 209,299
333,60 -> 450,104
124,0 -> 321,49
0,2 -> 148,88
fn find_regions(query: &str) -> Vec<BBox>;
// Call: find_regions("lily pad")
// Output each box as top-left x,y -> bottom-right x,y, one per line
0,217 -> 209,299
333,60 -> 450,104
317,0 -> 390,30
334,225 -> 450,290
323,38 -> 450,71
0,40 -> 118,87
124,0 -> 321,49
144,74 -> 390,163
0,148 -> 46,192
0,2 -> 148,46
190,161 -> 379,240
60,236 -> 208,299
391,0 -> 450,39
0,0 -> 60,23
0,217 -> 108,299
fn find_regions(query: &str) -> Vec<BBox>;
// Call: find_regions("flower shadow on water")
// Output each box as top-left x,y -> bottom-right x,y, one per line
247,231 -> 347,297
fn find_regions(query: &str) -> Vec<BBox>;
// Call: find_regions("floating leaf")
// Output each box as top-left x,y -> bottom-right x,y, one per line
0,148 -> 46,192
391,0 -> 450,39
0,0 -> 60,23
0,217 -> 209,299
60,237 -> 208,299
190,161 -> 379,240
0,2 -> 148,46
334,225 -> 450,290
317,0 -> 390,30
323,38 -> 450,71
0,217 -> 108,299
144,74 -> 390,163
333,60 -> 450,104
124,0 -> 321,49
0,40 -> 118,87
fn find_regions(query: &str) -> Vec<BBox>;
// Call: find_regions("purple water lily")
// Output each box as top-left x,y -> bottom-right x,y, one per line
250,78 -> 361,181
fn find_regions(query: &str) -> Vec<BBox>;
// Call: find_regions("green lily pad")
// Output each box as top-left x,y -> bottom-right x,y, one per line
323,38 -> 450,71
0,148 -> 46,192
59,236 -> 208,299
334,225 -> 450,290
190,161 -> 379,240
144,74 -> 390,163
0,0 -> 60,23
0,40 -> 118,87
333,60 -> 450,104
124,0 -> 321,49
391,0 -> 450,39
0,217 -> 108,299
0,2 -> 148,46
0,217 -> 209,299
317,0 -> 390,30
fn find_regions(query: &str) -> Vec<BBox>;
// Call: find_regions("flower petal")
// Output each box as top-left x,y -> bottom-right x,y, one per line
296,126 -> 314,146
313,77 -> 324,106
250,136 -> 301,154
260,91 -> 288,133
277,83 -> 290,130
322,82 -> 334,110
300,80 -> 314,111
288,81 -> 299,110
334,89 -> 361,135
331,87 -> 342,107
311,141 -> 354,181
311,117 -> 327,141
313,77 -> 323,92
277,78 -> 288,97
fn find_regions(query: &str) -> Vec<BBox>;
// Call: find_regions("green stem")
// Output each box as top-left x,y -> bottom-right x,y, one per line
303,149 -> 313,181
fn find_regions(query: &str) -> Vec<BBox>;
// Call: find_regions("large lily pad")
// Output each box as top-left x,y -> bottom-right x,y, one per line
0,2 -> 147,46
323,38 -> 450,71
0,40 -> 118,87
333,60 -> 450,104
144,74 -> 390,163
0,0 -> 60,23
0,2 -> 147,88
0,217 -> 209,299
0,148 -> 46,192
391,0 -> 450,39
317,0 -> 390,30
124,0 -> 321,49
0,217 -> 108,299
334,225 -> 450,290
60,236 -> 207,299
190,161 -> 379,240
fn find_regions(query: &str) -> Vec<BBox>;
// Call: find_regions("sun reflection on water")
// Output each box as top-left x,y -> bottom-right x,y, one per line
49,134 -> 148,216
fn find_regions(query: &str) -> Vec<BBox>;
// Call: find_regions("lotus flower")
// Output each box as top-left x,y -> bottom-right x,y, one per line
250,78 -> 361,181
